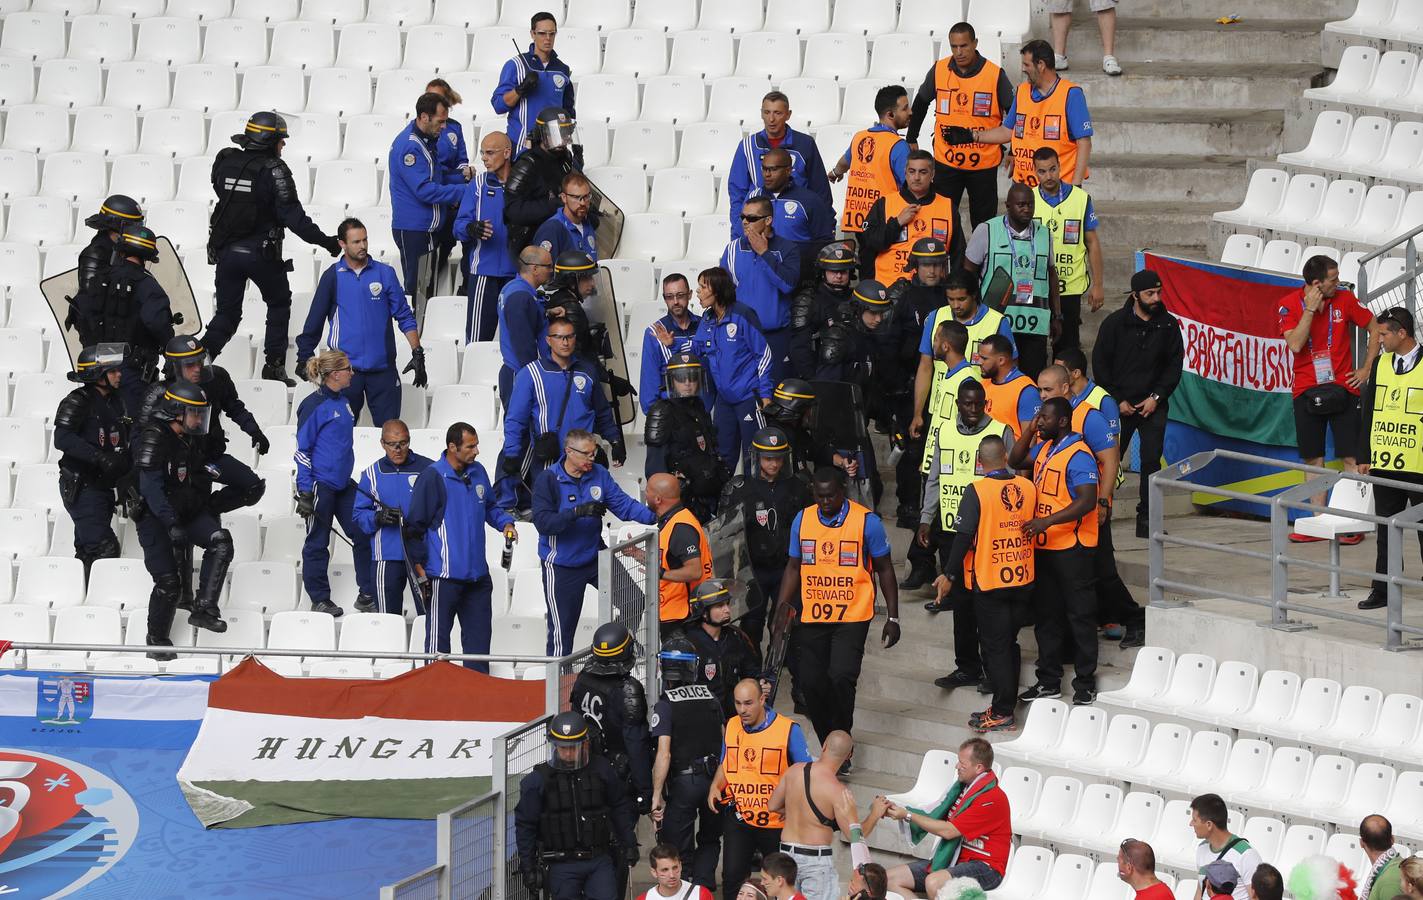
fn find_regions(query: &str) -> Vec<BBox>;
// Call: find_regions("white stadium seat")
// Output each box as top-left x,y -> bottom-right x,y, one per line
0,605 -> 51,669
1304,45 -> 1379,103
0,12 -> 66,61
0,152 -> 38,200
708,77 -> 768,126
171,64 -> 239,113
1331,115 -> 1392,172
996,698 -> 1069,760
313,160 -> 379,211
1098,646 -> 1174,708
109,154 -> 175,204
567,0 -> 631,31
233,0 -> 297,22
228,561 -> 298,615
1220,234 -> 1262,268
619,214 -> 684,262
102,61 -> 171,112
84,558 -> 154,611
500,0 -> 565,27
201,18 -> 269,68
1270,174 -> 1329,232
869,34 -> 935,84
336,23 -> 402,72
1214,168 -> 1288,228
1384,773 -> 1423,838
1355,121 -> 1423,181
735,32 -> 802,82
578,74 -> 640,123
1030,706 -> 1108,767
678,122 -> 743,173
1268,677 -> 1342,743
585,166 -> 647,213
610,122 -> 678,170
17,556 -> 86,609
1236,669 -> 1303,734
404,25 -> 470,73
308,67 -> 374,118
831,0 -> 898,37
51,606 -> 123,661
649,168 -> 715,217
134,17 -> 202,67
37,60 -> 102,109
469,27 -> 524,74
602,29 -> 667,78
1335,763 -> 1397,827
367,0 -> 432,26
39,152 -> 108,203
1325,0 -> 1397,37
71,107 -> 137,157
779,77 -> 840,129
1344,692 -> 1423,757
1154,730 -> 1232,794
1073,714 -> 1150,776
239,65 -> 307,113
993,846 -> 1052,900
5,197 -> 73,245
0,508 -> 48,558
147,200 -> 210,252
968,0 -> 1031,41
68,14 -> 135,63
1121,722 -> 1192,786
1134,652 -> 1215,715
286,112 -> 341,164
268,20 -> 335,70
669,31 -> 735,80
1278,111 -> 1353,168
1353,185 -> 1409,244
373,69 -> 429,116
1352,50 -> 1418,106
802,33 -> 868,82
429,385 -> 499,431
12,374 -> 71,421
0,57 -> 35,108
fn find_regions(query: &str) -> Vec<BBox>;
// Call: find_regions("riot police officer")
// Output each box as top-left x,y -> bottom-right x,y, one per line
54,344 -> 130,580
133,380 -> 232,657
142,335 -> 268,515
760,379 -> 821,478
77,194 -> 144,293
68,226 -> 176,417
504,107 -> 584,256
569,622 -> 653,812
888,237 -> 951,529
543,249 -> 637,405
646,353 -> 727,523
818,280 -> 899,506
205,111 -> 341,386
788,242 -> 856,379
717,428 -> 811,647
650,635 -> 726,891
683,580 -> 762,719
515,710 -> 638,900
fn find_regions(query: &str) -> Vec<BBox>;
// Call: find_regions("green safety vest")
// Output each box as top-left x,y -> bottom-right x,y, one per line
921,361 -> 980,474
932,417 -> 1012,528
1034,184 -> 1091,297
980,217 -> 1052,337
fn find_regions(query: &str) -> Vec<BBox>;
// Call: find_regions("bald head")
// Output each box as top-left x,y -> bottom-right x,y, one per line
519,245 -> 553,288
381,418 -> 410,464
1037,364 -> 1070,399
480,131 -> 512,175
645,473 -> 683,513
821,730 -> 854,764
1005,181 -> 1035,227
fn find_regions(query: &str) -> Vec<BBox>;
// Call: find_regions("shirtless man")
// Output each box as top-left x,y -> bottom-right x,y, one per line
768,731 -> 870,900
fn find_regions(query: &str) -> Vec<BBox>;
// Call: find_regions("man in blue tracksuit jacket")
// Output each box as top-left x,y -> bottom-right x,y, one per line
296,217 -> 426,426
493,11 -> 576,156
404,422 -> 516,672
638,273 -> 702,414
498,247 -> 555,405
454,132 -> 516,343
532,427 -> 656,656
429,79 -> 471,302
353,418 -> 434,617
738,147 -> 836,285
720,195 -> 800,381
726,90 -> 833,231
692,288 -> 775,470
531,172 -> 598,261
499,318 -> 625,510
389,92 -> 465,314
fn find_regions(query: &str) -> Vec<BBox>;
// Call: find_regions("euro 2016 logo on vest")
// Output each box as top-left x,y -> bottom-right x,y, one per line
1001,482 -> 1025,512
855,135 -> 876,164
953,90 -> 969,111
1030,116 -> 1042,133
742,747 -> 756,764
821,540 -> 834,558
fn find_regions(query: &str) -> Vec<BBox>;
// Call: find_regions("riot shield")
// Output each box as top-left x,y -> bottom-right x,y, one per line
586,175 -> 624,261
808,380 -> 875,508
41,236 -> 203,369
703,489 -> 765,626
588,265 -> 636,426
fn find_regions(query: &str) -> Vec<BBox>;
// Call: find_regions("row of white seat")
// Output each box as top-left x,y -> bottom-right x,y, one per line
972,844 -> 1197,900
1326,0 -> 1423,48
1279,109 -> 1423,184
1305,45 -> 1423,117
1217,234 -> 1392,285
1099,647 -> 1423,766
1213,167 -> 1423,247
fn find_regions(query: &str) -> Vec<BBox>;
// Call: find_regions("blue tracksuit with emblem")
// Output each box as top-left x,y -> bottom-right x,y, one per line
389,120 -> 466,303
405,456 -> 514,671
494,47 -> 576,155
354,451 -> 434,616
692,303 -> 774,470
726,128 -> 833,230
638,312 -> 702,414
497,275 -> 546,403
499,356 -> 620,508
532,208 -> 598,262
454,171 -> 515,342
297,257 -> 417,427
295,386 -> 374,606
720,233 -> 798,383
739,183 -> 835,284
532,459 -> 656,655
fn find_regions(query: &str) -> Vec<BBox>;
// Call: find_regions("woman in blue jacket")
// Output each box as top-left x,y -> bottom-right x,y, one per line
691,267 -> 776,471
294,349 -> 375,617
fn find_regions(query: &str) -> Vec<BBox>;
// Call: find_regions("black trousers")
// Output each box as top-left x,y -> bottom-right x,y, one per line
975,585 -> 1033,716
1015,333 -> 1049,380
660,771 -> 721,891
1032,545 -> 1099,693
1119,401 -> 1169,521
1372,471 -> 1423,594
720,813 -> 781,900
1093,514 -> 1144,627
64,482 -> 118,578
934,163 -> 999,230
794,619 -> 872,742
746,564 -> 783,650
207,243 -> 293,361
1055,293 -> 1083,354
208,453 -> 266,514
934,527 -> 980,674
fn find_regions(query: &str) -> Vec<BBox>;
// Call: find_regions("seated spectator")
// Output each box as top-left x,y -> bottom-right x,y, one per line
1360,815 -> 1405,899
1249,864 -> 1283,900
1117,839 -> 1172,899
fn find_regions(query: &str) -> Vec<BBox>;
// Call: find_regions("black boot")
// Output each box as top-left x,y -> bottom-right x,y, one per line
1358,591 -> 1387,610
261,357 -> 296,387
146,635 -> 177,662
189,604 -> 227,633
900,565 -> 934,591
354,592 -> 377,613
189,526 -> 232,633
176,542 -> 195,610
146,574 -> 181,659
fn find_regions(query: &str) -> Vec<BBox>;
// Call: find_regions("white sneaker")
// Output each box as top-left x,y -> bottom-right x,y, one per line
1102,54 -> 1122,75
1055,53 -> 1070,70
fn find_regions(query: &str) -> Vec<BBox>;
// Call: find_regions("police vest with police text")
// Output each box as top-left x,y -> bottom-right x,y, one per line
877,193 -> 956,285
723,713 -> 794,829
662,684 -> 725,772
932,56 -> 1004,170
533,763 -> 613,853
842,128 -> 903,234
1370,350 -> 1423,474
963,475 -> 1037,591
934,418 -> 1013,529
797,501 -> 876,624
1009,78 -> 1086,186
659,506 -> 712,622
1033,185 -> 1091,297
980,218 -> 1052,337
1032,436 -> 1099,550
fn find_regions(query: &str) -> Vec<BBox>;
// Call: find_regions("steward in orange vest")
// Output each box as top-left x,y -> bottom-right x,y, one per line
646,474 -> 711,636
858,151 -> 958,285
829,84 -> 911,234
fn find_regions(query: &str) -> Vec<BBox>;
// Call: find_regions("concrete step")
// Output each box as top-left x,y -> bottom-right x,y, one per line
1079,0 -> 1351,19
1090,108 -> 1285,159
1094,199 -> 1235,247
1085,155 -> 1246,203
1066,63 -> 1322,110
1065,18 -> 1326,67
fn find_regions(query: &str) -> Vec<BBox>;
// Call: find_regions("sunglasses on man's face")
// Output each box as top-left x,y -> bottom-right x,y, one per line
740,213 -> 770,223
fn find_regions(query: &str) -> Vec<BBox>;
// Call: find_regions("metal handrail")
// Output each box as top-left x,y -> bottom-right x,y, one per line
2,642 -> 574,663
1147,449 -> 1423,650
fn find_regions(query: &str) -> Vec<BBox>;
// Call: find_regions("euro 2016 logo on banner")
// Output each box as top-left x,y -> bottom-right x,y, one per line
39,676 -> 92,727
0,750 -> 139,898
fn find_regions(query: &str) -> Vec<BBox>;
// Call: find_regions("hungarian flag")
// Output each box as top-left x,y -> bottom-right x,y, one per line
177,658 -> 544,828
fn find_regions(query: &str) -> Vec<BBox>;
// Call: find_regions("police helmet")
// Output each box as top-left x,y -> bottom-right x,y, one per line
162,335 -> 213,384
663,352 -> 704,399
68,343 -> 126,385
550,250 -> 597,295
905,237 -> 948,270
764,378 -> 816,428
534,107 -> 577,151
584,621 -> 635,676
233,110 -> 290,151
84,194 -> 144,233
687,578 -> 734,625
816,241 -> 857,275
657,635 -> 700,688
748,425 -> 792,478
546,710 -> 591,771
155,379 -> 212,435
851,279 -> 893,330
116,226 -> 160,263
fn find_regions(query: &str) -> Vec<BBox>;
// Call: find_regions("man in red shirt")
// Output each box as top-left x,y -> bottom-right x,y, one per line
1117,838 -> 1174,899
759,852 -> 808,900
636,844 -> 715,900
1278,254 -> 1381,539
874,738 -> 1011,896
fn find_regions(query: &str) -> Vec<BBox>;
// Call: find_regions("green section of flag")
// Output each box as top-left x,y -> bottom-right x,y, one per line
1170,371 -> 1296,447
189,776 -> 493,828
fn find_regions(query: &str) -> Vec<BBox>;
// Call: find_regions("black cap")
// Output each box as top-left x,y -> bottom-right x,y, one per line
1129,269 -> 1163,294
816,242 -> 857,271
852,279 -> 891,307
908,237 -> 948,262
1378,305 -> 1415,337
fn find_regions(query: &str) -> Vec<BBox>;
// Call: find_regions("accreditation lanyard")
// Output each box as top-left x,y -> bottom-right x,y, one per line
1007,220 -> 1038,306
1301,292 -> 1335,385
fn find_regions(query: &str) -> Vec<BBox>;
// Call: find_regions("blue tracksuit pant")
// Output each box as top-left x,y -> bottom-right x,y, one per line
713,396 -> 765,474
425,574 -> 494,672
344,367 -> 401,427
302,480 -> 374,604
541,559 -> 597,657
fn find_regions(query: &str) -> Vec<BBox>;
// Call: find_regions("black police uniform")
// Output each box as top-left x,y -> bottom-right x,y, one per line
205,122 -> 339,372
684,622 -> 762,719
504,145 -> 581,255
54,382 -> 129,578
787,280 -> 852,380
133,410 -> 232,645
651,682 -> 726,888
816,322 -> 894,509
645,397 -> 727,523
76,231 -> 120,294
515,754 -> 637,900
141,367 -> 267,515
717,474 -> 810,647
77,194 -> 144,293
569,667 -> 654,808
69,258 -> 175,417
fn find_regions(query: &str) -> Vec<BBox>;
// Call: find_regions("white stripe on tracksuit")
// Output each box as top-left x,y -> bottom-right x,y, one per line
541,553 -> 565,657
425,577 -> 443,654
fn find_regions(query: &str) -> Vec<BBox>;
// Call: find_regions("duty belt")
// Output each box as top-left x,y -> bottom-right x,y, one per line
540,848 -> 598,862
672,755 -> 719,777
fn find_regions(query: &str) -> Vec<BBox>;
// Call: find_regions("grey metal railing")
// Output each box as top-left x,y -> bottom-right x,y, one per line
600,527 -> 661,699
1355,221 -> 1423,318
1147,449 -> 1423,650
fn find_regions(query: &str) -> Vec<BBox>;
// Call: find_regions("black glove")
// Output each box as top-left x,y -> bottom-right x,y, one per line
572,501 -> 607,519
521,865 -> 542,895
610,437 -> 626,466
95,451 -> 129,480
375,505 -> 403,527
944,125 -> 975,146
402,347 -> 428,389
167,523 -> 187,545
622,844 -> 640,867
502,454 -> 523,478
417,575 -> 432,603
252,431 -> 270,456
323,236 -> 341,256
295,490 -> 316,519
295,358 -> 311,382
608,373 -> 635,398
516,71 -> 540,97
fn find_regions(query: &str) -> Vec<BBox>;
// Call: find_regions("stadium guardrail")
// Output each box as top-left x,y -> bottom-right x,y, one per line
1147,450 -> 1423,650
1355,221 -> 1423,317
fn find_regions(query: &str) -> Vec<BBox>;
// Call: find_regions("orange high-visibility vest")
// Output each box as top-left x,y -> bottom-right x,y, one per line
796,501 -> 876,624
1009,77 -> 1087,186
876,192 -> 955,284
842,127 -> 903,233
1031,436 -> 1099,550
658,506 -> 711,622
932,56 -> 1005,170
982,373 -> 1034,439
723,712 -> 793,829
963,475 -> 1037,591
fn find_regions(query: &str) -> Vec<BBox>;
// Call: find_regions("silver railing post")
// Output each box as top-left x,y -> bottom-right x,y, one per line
1272,473 -> 1340,631
642,529 -> 661,699
435,808 -> 453,900
1408,239 -> 1418,310
598,527 -> 614,623
492,734 -> 509,900
1387,502 -> 1423,651
1148,466 -> 1165,606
